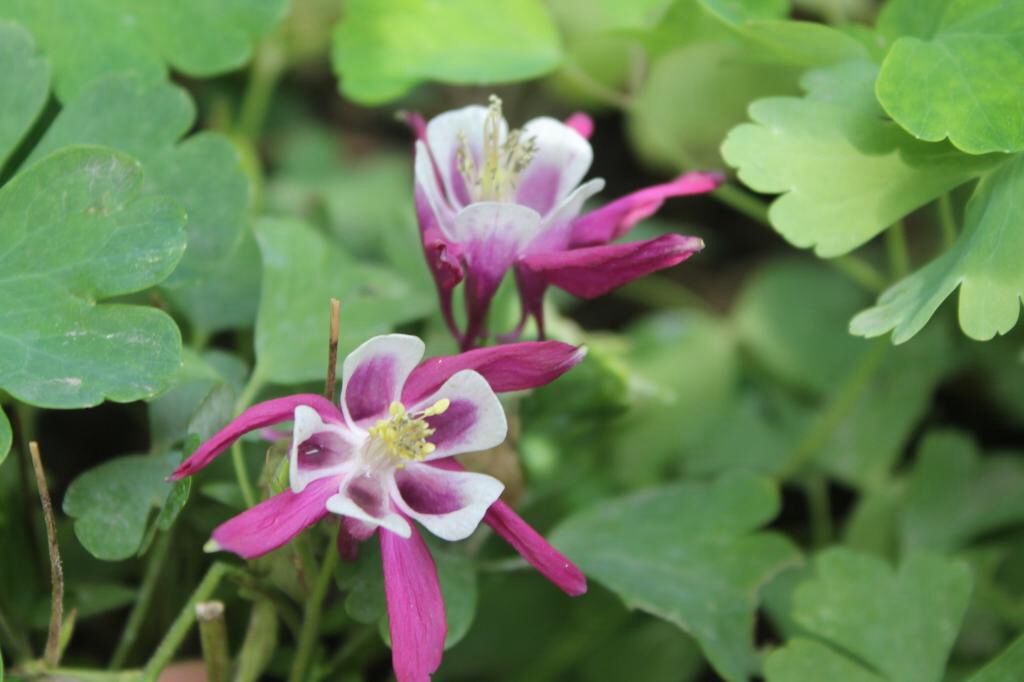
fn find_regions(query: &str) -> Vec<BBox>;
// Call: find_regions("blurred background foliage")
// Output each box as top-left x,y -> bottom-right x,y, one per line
1,0 -> 1024,680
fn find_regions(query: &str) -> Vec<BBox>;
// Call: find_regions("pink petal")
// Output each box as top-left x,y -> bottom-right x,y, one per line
510,265 -> 549,340
289,405 -> 360,493
564,112 -> 594,139
410,370 -> 507,460
381,525 -> 447,682
521,234 -> 705,299
327,471 -> 411,538
402,341 -> 585,404
342,335 -> 425,426
515,117 -> 593,217
485,499 -> 588,597
170,394 -> 344,480
527,178 -> 605,256
336,516 -> 376,562
208,476 -> 339,559
391,462 -> 504,541
569,172 -> 723,247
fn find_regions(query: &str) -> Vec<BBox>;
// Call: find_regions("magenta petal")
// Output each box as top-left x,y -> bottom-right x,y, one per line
381,525 -> 447,682
402,341 -> 585,404
564,112 -> 594,140
521,234 -> 704,299
485,500 -> 587,597
209,476 -> 339,559
570,172 -> 723,247
170,394 -> 344,480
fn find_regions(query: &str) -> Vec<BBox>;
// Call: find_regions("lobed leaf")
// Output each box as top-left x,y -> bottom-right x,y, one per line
0,21 -> 49,168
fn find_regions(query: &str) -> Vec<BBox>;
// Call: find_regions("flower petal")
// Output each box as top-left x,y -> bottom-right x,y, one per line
381,525 -> 446,682
326,471 -> 411,538
564,112 -> 594,139
391,462 -> 504,541
289,405 -> 360,493
402,341 -> 585,404
208,476 -> 339,560
170,394 -> 344,480
342,334 -> 426,426
426,104 -> 503,208
570,172 -> 723,247
521,234 -> 705,299
515,117 -> 593,216
415,140 -> 458,236
485,499 -> 587,597
527,178 -> 605,255
411,369 -> 507,460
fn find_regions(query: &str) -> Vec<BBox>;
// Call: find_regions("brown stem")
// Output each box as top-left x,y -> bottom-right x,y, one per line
324,298 -> 341,400
29,441 -> 64,667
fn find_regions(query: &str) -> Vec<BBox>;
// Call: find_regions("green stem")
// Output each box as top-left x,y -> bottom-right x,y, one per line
782,340 -> 889,477
0,603 -> 33,663
232,372 -> 265,508
288,527 -> 341,682
614,274 -> 713,311
830,255 -> 887,294
804,474 -> 834,547
109,531 -> 173,669
938,193 -> 958,249
886,220 -> 910,278
559,61 -> 633,109
17,663 -> 142,682
196,602 -> 230,682
235,599 -> 279,682
711,183 -> 770,225
237,40 -> 286,141
142,563 -> 235,682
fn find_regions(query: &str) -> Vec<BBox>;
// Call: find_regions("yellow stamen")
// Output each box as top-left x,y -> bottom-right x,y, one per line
367,399 -> 450,462
456,95 -> 538,202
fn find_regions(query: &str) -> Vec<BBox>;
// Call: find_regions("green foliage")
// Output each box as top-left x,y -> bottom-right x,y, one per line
0,0 -> 288,101
0,411 -> 9,467
876,0 -> 1024,155
968,634 -> 1024,682
0,147 -> 185,408
63,451 -> 183,560
552,472 -> 801,681
332,0 -> 562,104
0,21 -> 48,167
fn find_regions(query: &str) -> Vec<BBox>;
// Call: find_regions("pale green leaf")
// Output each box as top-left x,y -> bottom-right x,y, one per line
967,633 -> 1024,682
766,638 -> 886,682
551,472 -> 801,682
722,59 -> 1001,257
253,217 -> 433,385
28,75 -> 250,286
0,0 -> 288,101
901,430 -> 1024,553
63,451 -> 182,560
876,0 -> 1024,154
851,155 -> 1024,342
787,549 -> 972,682
0,21 -> 49,167
332,0 -> 562,104
0,147 -> 186,408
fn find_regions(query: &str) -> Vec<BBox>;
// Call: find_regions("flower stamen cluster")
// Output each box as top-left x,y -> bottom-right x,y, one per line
367,398 -> 450,463
456,95 -> 537,202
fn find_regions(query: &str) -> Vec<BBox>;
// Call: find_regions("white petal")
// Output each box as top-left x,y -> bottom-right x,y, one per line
341,334 -> 425,427
415,140 -> 458,237
516,117 -> 594,216
289,405 -> 360,493
426,105 -> 506,208
451,201 -> 542,264
326,471 -> 411,538
411,369 -> 508,460
528,178 -> 606,255
391,463 -> 504,541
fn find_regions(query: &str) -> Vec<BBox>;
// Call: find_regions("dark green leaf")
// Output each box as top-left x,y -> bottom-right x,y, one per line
0,147 -> 185,408
0,410 -> 9,467
967,633 -> 1024,682
551,472 -> 801,681
0,21 -> 49,168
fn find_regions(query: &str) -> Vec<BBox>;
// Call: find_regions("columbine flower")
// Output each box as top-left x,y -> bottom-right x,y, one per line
409,96 -> 722,349
170,334 -> 587,682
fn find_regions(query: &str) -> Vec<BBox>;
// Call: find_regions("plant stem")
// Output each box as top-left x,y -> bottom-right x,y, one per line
804,474 -> 834,547
938,193 -> 958,249
886,220 -> 910,278
830,255 -> 887,294
196,601 -> 230,682
29,442 -> 63,668
232,371 -> 265,508
559,61 -> 633,109
288,527 -> 341,682
109,531 -> 173,669
711,183 -> 770,224
238,39 -> 286,141
324,298 -> 341,400
235,599 -> 279,682
142,563 -> 235,681
0,604 -> 33,663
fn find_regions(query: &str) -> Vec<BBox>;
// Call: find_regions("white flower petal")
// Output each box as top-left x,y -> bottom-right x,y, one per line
289,405 -> 360,493
326,471 -> 411,538
391,463 -> 504,541
516,116 -> 594,217
341,334 -> 425,427
411,369 -> 508,460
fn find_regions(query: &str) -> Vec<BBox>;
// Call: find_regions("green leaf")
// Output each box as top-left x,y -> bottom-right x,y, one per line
901,430 -> 1024,553
722,59 -> 1001,257
0,21 -> 49,167
331,0 -> 562,104
628,42 -> 800,170
876,0 -> 1024,154
967,633 -> 1024,682
0,410 -> 9,468
28,75 -> 250,286
63,451 -> 182,560
851,155 -> 1024,342
0,147 -> 186,408
699,0 -> 868,66
771,549 -> 972,682
0,0 -> 288,102
253,217 -> 433,385
875,0 -> 955,42
551,472 -> 801,682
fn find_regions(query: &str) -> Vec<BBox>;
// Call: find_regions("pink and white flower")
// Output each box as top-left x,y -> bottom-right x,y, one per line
410,96 -> 722,349
170,334 -> 587,682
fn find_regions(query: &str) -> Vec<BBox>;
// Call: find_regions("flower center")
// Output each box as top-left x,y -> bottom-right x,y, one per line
456,94 -> 538,203
366,399 -> 450,464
